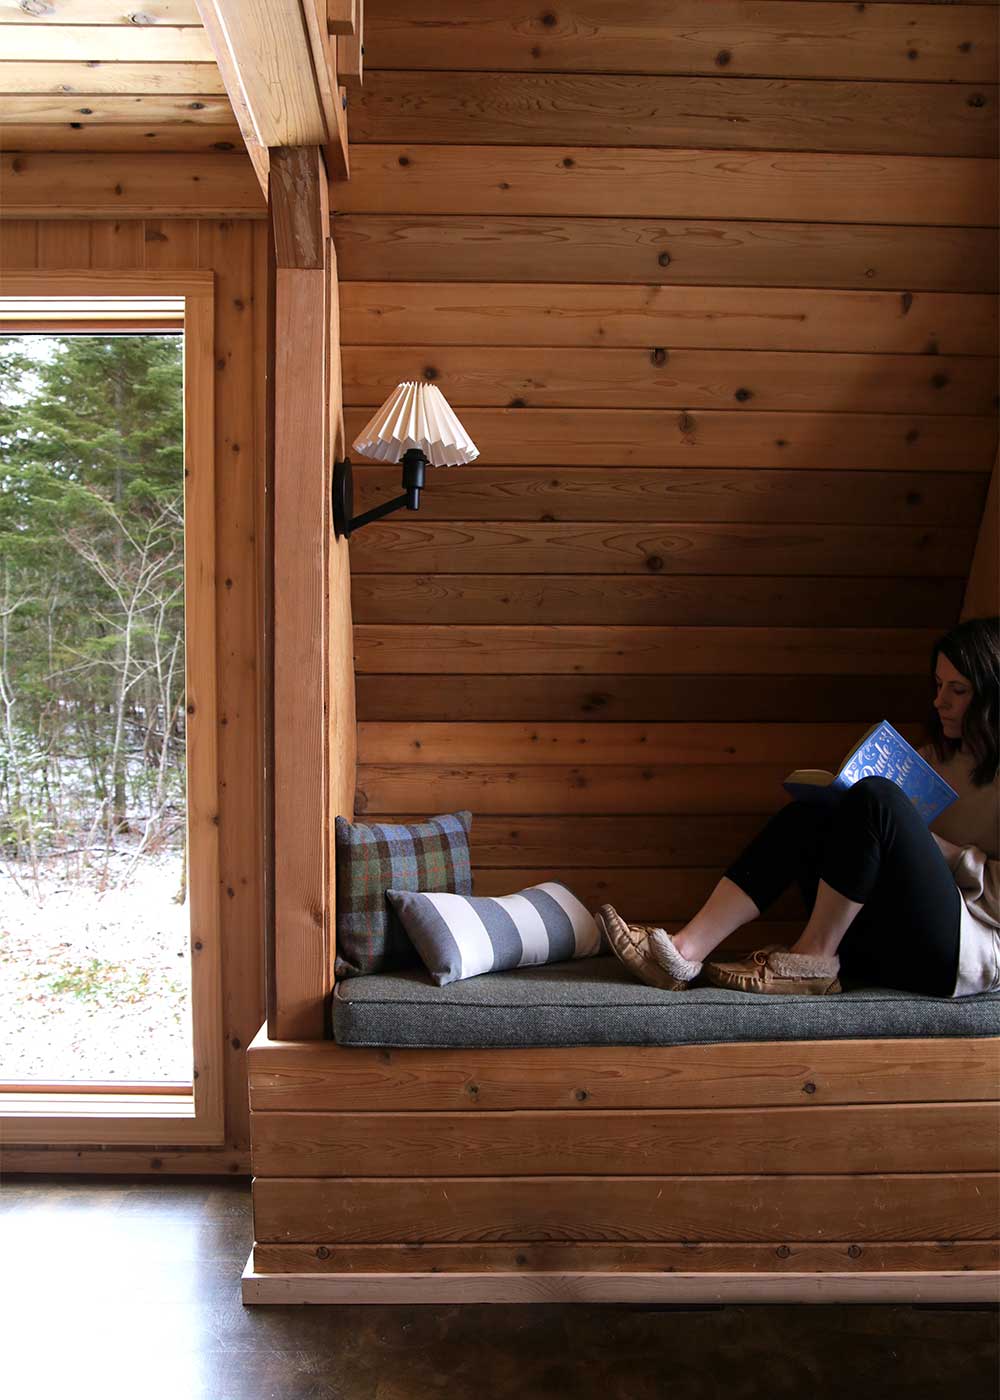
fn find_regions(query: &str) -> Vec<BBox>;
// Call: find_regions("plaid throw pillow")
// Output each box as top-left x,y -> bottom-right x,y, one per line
334,811 -> 472,979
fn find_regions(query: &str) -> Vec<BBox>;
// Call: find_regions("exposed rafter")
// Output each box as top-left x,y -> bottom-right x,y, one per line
196,0 -> 270,195
195,0 -> 349,193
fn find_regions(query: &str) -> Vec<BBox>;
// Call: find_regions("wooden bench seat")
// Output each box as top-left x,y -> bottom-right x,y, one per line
243,1015 -> 1000,1304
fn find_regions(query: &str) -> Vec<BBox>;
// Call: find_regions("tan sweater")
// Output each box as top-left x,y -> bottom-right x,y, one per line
918,742 -> 1000,996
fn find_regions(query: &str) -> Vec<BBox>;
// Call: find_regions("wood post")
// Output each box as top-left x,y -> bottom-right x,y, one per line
268,146 -> 355,1039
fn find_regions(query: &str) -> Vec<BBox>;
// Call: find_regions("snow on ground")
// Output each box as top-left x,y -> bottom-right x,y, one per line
0,846 -> 192,1083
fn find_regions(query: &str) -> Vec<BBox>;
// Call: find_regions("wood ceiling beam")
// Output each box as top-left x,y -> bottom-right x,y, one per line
195,0 -> 325,146
196,0 -> 270,196
195,0 -> 348,193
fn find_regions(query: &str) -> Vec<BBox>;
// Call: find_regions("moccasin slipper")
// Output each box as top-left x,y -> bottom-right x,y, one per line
595,905 -> 702,991
702,946 -> 842,996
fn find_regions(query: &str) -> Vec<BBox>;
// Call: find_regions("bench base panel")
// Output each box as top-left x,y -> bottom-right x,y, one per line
246,1029 -> 1000,1307
241,1254 -> 1000,1305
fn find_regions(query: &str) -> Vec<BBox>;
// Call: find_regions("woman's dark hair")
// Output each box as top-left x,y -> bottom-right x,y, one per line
923,615 -> 999,786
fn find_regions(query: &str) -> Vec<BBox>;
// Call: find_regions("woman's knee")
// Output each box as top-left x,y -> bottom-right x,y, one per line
846,775 -> 905,806
784,798 -> 831,825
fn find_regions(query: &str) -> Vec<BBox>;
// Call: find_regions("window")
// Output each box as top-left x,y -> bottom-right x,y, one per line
0,274 -> 223,1147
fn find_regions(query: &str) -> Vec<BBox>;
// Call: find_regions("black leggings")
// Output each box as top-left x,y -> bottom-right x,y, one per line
723,776 -> 962,996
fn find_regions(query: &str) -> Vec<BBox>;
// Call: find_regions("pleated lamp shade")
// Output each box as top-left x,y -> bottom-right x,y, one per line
351,381 -> 479,467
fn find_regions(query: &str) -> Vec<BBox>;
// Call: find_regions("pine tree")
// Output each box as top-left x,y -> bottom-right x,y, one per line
0,333 -> 185,871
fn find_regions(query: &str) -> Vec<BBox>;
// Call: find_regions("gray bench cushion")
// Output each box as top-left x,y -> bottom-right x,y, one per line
332,955 -> 1000,1048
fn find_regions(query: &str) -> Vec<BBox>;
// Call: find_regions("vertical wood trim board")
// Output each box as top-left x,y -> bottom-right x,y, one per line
268,146 -> 351,1040
272,261 -> 329,1039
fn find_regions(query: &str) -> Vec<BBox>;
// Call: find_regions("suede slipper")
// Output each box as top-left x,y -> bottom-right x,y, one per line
595,905 -> 701,991
702,946 -> 842,996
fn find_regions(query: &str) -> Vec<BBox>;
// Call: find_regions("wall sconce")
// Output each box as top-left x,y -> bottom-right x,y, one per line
332,381 -> 479,538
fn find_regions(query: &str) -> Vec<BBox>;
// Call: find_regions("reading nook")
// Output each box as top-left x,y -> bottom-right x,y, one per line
242,6 -> 1000,1305
3,0 -> 997,1330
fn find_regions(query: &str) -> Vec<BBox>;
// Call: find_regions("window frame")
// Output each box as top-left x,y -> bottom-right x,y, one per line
0,271 -> 224,1148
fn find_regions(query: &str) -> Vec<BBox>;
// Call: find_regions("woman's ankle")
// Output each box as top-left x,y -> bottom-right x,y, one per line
672,879 -> 762,962
673,924 -> 716,962
789,933 -> 841,960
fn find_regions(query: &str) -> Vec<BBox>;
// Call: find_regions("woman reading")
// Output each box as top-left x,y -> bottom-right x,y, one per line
596,615 -> 999,999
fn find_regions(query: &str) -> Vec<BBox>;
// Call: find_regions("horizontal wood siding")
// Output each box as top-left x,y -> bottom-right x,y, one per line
248,1036 -> 1000,1113
361,3 -> 1000,80
252,1102 -> 1000,1177
248,1028 -> 1000,1281
253,1172 -> 1000,1244
333,0 -> 999,922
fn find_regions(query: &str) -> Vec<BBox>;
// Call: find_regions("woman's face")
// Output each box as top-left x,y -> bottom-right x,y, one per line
934,652 -> 974,740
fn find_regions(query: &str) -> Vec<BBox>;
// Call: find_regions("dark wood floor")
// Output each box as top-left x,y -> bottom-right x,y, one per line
1,1176 -> 996,1400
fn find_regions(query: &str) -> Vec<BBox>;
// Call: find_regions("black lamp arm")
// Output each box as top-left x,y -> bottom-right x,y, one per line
346,491 -> 410,533
332,447 -> 428,538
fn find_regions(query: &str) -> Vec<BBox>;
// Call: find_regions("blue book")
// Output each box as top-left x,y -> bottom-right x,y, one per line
782,719 -> 959,824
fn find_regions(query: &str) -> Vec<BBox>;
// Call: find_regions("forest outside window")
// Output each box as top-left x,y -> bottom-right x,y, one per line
0,274 -> 223,1147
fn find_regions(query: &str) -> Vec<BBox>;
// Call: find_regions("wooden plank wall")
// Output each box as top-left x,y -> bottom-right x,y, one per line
332,0 -> 999,928
0,218 -> 266,1173
245,1030 -> 1000,1297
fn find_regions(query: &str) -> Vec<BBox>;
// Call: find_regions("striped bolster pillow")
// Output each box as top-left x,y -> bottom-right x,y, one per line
385,881 -> 603,986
